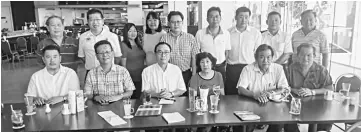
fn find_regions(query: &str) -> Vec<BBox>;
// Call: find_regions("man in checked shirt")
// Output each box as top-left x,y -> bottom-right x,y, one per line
160,11 -> 200,96
84,40 -> 135,104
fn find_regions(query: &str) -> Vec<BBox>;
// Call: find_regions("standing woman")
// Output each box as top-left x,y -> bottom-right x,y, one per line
37,15 -> 79,72
143,11 -> 166,66
120,23 -> 146,99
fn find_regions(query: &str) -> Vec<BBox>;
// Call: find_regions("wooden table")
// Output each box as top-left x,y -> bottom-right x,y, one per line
2,95 -> 361,132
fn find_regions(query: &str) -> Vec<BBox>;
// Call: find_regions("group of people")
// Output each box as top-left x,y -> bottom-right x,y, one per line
25,6 -> 334,132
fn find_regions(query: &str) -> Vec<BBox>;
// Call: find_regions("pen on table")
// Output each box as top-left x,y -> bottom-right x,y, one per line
162,98 -> 176,102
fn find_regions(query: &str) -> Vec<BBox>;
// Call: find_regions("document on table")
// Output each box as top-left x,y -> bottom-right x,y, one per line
159,98 -> 174,104
162,112 -> 185,124
234,111 -> 261,121
98,111 -> 127,126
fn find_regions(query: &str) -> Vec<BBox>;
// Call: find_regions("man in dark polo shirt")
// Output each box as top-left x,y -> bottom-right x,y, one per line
286,43 -> 333,132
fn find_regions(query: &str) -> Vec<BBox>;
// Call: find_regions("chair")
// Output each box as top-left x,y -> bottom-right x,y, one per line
1,40 -> 23,63
39,33 -> 48,41
345,121 -> 361,132
29,36 -> 39,53
16,37 -> 28,56
334,73 -> 361,131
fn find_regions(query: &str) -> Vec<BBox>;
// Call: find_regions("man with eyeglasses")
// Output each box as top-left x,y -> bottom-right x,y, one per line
78,8 -> 122,79
160,11 -> 200,96
195,7 -> 231,83
84,40 -> 135,104
141,42 -> 186,99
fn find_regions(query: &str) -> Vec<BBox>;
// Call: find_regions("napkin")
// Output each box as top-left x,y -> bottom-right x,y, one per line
98,111 -> 127,126
159,99 -> 174,104
162,112 -> 185,124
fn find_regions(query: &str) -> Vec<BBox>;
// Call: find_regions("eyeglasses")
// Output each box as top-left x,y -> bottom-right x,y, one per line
169,21 -> 183,25
89,19 -> 103,23
156,51 -> 170,55
97,51 -> 112,56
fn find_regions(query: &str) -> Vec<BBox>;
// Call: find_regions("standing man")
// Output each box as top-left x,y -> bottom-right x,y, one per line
195,7 -> 231,82
291,10 -> 330,68
226,7 -> 262,95
262,11 -> 293,66
160,11 -> 200,95
78,8 -> 122,78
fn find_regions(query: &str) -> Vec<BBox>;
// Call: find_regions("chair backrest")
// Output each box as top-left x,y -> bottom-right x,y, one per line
30,36 -> 39,46
2,40 -> 13,54
335,73 -> 361,92
16,37 -> 27,48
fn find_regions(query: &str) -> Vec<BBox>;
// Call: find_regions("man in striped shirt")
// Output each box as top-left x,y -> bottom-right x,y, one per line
84,40 -> 135,104
160,11 -> 200,96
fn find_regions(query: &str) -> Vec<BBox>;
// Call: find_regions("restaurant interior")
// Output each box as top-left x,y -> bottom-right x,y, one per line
1,1 -> 361,132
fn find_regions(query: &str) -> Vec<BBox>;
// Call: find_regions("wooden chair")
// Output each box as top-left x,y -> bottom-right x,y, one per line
29,36 -> 39,53
16,37 -> 28,56
1,40 -> 23,63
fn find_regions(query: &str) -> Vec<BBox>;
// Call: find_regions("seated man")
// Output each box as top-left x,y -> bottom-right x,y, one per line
142,42 -> 186,98
286,43 -> 333,132
25,45 -> 80,105
84,40 -> 135,104
236,44 -> 290,132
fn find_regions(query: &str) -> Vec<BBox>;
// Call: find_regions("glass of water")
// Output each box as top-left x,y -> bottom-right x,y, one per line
196,97 -> 205,115
289,98 -> 301,115
11,110 -> 25,129
339,83 -> 351,99
209,95 -> 219,114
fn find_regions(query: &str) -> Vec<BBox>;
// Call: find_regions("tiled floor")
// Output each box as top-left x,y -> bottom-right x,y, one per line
0,57 -> 351,132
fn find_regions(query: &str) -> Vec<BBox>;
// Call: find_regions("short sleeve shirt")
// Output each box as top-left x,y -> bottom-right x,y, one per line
38,36 -> 78,64
120,43 -> 146,82
237,62 -> 289,97
287,62 -> 333,89
195,27 -> 231,64
291,28 -> 330,64
189,71 -> 224,95
84,65 -> 135,96
227,26 -> 262,64
261,30 -> 293,62
78,26 -> 122,70
25,65 -> 80,99
159,32 -> 200,71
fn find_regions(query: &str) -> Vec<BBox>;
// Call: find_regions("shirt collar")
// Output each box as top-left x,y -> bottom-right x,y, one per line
97,64 -> 117,73
294,62 -> 319,73
43,64 -> 66,75
230,25 -> 251,33
206,26 -> 224,35
87,25 -> 108,37
265,30 -> 280,36
169,31 -> 184,37
252,62 -> 274,74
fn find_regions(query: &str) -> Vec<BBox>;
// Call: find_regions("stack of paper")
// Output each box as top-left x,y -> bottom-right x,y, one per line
159,99 -> 174,104
234,111 -> 261,121
98,111 -> 127,126
162,112 -> 185,124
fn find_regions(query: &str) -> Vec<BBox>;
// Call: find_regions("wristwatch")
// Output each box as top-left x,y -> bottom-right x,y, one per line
311,90 -> 316,96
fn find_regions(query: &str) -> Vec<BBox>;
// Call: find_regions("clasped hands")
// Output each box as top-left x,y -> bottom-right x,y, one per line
33,96 -> 64,105
159,89 -> 173,99
94,95 -> 121,104
294,87 -> 313,97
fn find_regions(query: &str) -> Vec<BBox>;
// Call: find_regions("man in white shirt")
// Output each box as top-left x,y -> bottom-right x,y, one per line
78,8 -> 122,78
142,42 -> 186,98
196,7 -> 231,82
237,44 -> 290,132
262,11 -> 292,65
226,7 -> 262,95
25,45 -> 80,105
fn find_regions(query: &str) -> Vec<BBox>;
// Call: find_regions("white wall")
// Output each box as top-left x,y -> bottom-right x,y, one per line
127,1 -> 143,25
167,1 -> 188,32
199,1 -> 237,30
1,1 -> 14,31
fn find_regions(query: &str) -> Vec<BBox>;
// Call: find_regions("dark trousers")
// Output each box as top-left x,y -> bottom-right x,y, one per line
181,69 -> 192,96
85,70 -> 90,83
214,61 -> 226,84
284,123 -> 332,132
131,81 -> 142,99
225,64 -> 247,95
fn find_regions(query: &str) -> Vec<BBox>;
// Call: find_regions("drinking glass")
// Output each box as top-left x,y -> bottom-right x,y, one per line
209,95 -> 219,114
289,98 -> 301,115
187,88 -> 197,112
11,110 -> 25,129
339,83 -> 351,99
213,85 -> 221,97
143,92 -> 152,105
123,103 -> 134,119
195,98 -> 205,115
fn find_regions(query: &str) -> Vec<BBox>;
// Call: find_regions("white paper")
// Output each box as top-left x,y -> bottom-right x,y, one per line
98,111 -> 127,126
159,99 -> 174,104
162,112 -> 185,124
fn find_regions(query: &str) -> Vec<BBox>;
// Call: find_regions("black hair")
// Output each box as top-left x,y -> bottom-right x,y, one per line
235,7 -> 251,18
87,8 -> 104,20
207,7 -> 221,17
167,11 -> 184,22
300,10 -> 317,19
196,52 -> 217,73
145,11 -> 163,34
254,44 -> 275,59
94,40 -> 113,54
42,45 -> 60,56
297,43 -> 316,56
154,42 -> 172,53
267,11 -> 281,19
122,23 -> 143,50
45,15 -> 64,26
